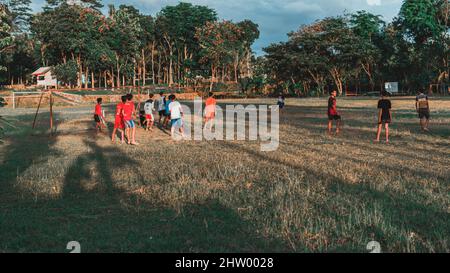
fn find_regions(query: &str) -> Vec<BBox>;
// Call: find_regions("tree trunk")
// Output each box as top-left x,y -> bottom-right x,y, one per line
151,43 -> 156,85
142,48 -> 146,87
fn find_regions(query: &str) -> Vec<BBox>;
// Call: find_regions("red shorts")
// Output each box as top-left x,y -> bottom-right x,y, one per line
145,114 -> 154,120
114,117 -> 124,129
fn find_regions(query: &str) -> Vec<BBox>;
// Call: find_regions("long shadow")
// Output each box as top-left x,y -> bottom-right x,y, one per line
0,124 -> 289,252
217,141 -> 449,252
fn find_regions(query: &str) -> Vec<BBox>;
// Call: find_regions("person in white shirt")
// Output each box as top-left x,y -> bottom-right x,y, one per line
143,94 -> 155,131
168,94 -> 185,139
156,92 -> 166,125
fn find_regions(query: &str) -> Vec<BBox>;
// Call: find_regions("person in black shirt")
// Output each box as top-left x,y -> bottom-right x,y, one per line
376,92 -> 392,143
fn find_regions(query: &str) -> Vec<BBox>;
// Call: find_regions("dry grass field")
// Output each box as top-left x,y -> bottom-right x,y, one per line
0,97 -> 449,253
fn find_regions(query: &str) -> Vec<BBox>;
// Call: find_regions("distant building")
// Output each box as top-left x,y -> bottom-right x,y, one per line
32,67 -> 58,89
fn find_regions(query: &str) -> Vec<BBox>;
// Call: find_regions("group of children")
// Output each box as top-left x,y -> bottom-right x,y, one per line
94,92 -> 218,144
95,89 -> 432,145
327,89 -> 432,143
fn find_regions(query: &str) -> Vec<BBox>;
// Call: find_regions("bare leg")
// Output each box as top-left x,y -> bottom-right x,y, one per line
126,128 -> 131,144
171,126 -> 175,138
132,127 -> 137,144
336,120 -> 341,134
328,120 -> 332,134
385,123 -> 389,143
112,128 -> 117,142
180,127 -> 185,138
376,124 -> 382,142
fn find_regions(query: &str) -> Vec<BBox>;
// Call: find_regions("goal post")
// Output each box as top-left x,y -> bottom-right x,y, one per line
11,91 -> 46,109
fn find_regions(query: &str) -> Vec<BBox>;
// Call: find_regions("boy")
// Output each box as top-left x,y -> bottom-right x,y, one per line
143,94 -> 155,131
163,95 -> 172,129
157,92 -> 166,125
112,96 -> 126,144
376,92 -> 392,143
327,90 -> 341,135
416,90 -> 431,132
277,93 -> 286,111
123,94 -> 139,145
94,98 -> 106,132
168,94 -> 185,139
204,92 -> 217,130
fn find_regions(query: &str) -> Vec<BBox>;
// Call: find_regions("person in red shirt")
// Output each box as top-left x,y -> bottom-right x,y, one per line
327,90 -> 341,135
94,98 -> 106,132
204,92 -> 217,131
122,94 -> 139,145
111,96 -> 127,144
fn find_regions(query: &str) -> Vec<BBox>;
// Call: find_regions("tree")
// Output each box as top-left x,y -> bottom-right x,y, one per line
0,4 -> 13,72
349,11 -> 385,91
196,20 -> 243,91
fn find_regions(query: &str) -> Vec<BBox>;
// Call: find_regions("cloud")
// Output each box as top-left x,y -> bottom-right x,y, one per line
30,0 -> 403,54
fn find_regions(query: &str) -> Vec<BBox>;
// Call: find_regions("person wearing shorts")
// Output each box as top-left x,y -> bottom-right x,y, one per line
416,90 -> 430,131
122,94 -> 138,145
327,90 -> 341,135
112,96 -> 126,144
376,92 -> 392,143
157,92 -> 166,125
94,98 -> 106,132
144,94 -> 155,131
277,93 -> 286,111
163,97 -> 172,129
168,94 -> 185,139
204,92 -> 217,131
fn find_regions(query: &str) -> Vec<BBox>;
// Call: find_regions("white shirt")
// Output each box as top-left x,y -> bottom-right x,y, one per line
157,96 -> 166,111
169,101 -> 183,119
144,100 -> 154,115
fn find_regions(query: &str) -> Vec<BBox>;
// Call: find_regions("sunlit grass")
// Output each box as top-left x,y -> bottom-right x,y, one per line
0,97 -> 449,253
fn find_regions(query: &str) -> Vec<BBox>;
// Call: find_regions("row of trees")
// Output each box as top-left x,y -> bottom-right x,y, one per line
0,0 -> 259,90
264,0 -> 449,95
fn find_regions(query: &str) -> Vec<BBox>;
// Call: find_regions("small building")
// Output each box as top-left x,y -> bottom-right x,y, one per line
32,67 -> 58,89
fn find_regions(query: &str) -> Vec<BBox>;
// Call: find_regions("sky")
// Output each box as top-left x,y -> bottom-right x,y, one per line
30,0 -> 404,55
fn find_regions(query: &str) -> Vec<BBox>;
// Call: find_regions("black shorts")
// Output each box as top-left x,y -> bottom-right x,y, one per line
328,114 -> 341,121
278,102 -> 285,109
379,119 -> 391,124
418,110 -> 430,120
94,114 -> 101,123
159,110 -> 165,116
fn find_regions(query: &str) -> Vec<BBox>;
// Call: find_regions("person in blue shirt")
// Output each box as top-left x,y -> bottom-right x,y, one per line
163,96 -> 172,129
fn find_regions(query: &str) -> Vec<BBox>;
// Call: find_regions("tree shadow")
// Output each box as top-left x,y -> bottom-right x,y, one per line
0,126 -> 289,253
216,141 -> 449,252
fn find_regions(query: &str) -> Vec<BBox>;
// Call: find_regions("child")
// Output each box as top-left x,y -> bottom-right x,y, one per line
327,90 -> 341,135
277,93 -> 286,111
157,92 -> 166,125
416,89 -> 431,132
143,94 -> 155,131
94,98 -> 106,132
168,94 -> 185,139
112,96 -> 126,144
204,92 -> 217,130
376,92 -> 392,143
123,94 -> 139,145
163,95 -> 172,129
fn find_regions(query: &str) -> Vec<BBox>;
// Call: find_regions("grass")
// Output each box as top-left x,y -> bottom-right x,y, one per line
0,97 -> 449,253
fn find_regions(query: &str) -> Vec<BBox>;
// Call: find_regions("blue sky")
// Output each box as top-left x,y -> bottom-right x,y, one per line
31,0 -> 403,55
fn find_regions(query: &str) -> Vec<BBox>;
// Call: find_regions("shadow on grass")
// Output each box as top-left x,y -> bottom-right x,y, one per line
0,123 -> 288,253
217,141 -> 449,252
